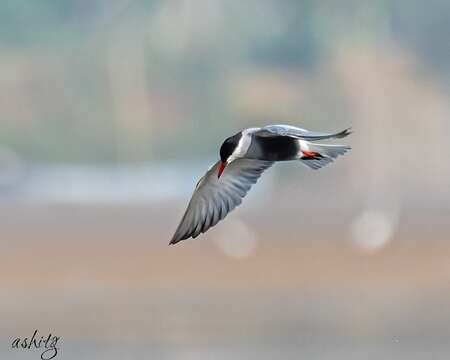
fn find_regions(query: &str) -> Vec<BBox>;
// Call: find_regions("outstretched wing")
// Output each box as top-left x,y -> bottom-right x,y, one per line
170,159 -> 273,244
258,124 -> 351,141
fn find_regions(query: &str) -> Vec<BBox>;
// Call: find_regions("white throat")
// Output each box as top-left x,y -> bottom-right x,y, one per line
227,127 -> 260,163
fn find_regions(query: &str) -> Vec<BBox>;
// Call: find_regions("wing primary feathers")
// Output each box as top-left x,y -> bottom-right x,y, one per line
260,125 -> 352,141
170,159 -> 273,244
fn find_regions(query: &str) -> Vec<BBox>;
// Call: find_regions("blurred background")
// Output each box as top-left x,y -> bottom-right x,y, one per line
1,0 -> 450,359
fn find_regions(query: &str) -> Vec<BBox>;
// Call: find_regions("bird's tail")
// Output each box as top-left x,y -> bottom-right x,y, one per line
298,141 -> 350,170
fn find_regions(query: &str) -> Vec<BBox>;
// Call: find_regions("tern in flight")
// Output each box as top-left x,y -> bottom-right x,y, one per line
170,124 -> 351,245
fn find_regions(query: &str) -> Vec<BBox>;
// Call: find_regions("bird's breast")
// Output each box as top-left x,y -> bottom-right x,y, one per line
246,136 -> 300,161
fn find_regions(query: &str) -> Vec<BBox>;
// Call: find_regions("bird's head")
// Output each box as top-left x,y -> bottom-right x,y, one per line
218,133 -> 242,178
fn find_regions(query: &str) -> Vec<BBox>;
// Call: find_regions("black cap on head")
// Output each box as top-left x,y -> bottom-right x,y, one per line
219,132 -> 242,163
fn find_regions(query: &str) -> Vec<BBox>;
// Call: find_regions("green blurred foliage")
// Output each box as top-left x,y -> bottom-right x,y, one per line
0,0 -> 448,163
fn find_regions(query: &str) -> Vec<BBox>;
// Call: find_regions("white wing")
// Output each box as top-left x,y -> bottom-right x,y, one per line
170,159 -> 273,244
260,124 -> 351,141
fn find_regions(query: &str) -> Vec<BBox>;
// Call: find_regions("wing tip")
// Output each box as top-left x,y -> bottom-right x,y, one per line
335,127 -> 352,138
170,230 -> 196,245
169,233 -> 184,245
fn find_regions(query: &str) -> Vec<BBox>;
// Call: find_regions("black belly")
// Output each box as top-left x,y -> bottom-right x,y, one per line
247,135 -> 299,161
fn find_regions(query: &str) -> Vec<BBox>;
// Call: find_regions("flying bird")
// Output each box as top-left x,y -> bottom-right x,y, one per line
170,124 -> 351,245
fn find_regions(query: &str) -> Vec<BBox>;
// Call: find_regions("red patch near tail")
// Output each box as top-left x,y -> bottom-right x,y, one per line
301,151 -> 323,160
